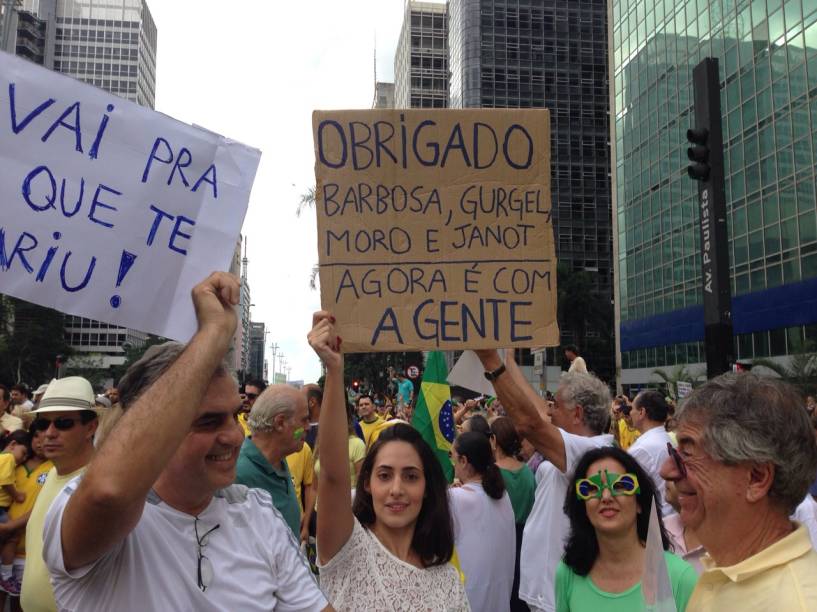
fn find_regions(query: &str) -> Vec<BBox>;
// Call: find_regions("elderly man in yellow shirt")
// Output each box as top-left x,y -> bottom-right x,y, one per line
285,441 -> 316,543
660,373 -> 817,611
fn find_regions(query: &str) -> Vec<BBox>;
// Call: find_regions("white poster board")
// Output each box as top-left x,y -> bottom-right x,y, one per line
0,51 -> 261,340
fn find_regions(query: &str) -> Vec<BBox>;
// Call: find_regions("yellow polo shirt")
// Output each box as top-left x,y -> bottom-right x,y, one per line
359,415 -> 384,449
285,443 -> 314,510
617,419 -> 640,450
21,465 -> 85,612
0,453 -> 18,507
238,412 -> 251,437
688,524 -> 817,611
9,460 -> 53,555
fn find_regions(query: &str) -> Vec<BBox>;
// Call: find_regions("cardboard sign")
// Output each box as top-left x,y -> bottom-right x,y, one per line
312,109 -> 558,352
0,51 -> 260,341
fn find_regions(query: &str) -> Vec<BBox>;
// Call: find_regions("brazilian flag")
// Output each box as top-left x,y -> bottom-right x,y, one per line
411,351 -> 455,482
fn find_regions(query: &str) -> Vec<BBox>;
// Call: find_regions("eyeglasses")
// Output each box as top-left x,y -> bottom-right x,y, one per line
575,470 -> 640,500
194,517 -> 220,592
31,416 -> 84,432
666,442 -> 687,479
245,393 -> 258,400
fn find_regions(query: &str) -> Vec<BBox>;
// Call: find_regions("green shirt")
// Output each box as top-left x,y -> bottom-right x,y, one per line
555,552 -> 698,612
235,438 -> 301,537
499,464 -> 536,524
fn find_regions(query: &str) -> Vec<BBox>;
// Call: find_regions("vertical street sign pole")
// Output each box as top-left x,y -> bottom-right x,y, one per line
689,58 -> 733,378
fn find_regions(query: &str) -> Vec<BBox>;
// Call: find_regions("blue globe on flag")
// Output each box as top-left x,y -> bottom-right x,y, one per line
438,399 -> 455,443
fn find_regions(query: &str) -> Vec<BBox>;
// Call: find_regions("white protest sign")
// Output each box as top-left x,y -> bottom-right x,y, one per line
0,51 -> 261,341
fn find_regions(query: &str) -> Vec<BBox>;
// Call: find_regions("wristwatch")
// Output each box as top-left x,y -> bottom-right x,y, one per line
484,363 -> 506,382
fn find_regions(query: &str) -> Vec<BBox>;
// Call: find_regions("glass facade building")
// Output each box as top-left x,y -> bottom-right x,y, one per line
449,0 -> 614,378
612,0 -> 817,387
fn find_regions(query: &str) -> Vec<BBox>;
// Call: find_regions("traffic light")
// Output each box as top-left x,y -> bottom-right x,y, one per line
687,127 -> 710,181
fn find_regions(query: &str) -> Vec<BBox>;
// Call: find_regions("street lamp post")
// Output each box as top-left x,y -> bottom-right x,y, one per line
269,342 -> 278,384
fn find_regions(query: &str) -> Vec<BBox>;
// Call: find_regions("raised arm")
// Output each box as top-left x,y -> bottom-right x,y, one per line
476,349 -> 568,472
60,272 -> 239,571
308,312 -> 354,564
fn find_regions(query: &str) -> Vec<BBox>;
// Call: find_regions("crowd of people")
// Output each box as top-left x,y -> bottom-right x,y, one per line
0,271 -> 816,611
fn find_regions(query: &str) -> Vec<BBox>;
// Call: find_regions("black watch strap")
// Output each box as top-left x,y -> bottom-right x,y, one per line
484,363 -> 506,382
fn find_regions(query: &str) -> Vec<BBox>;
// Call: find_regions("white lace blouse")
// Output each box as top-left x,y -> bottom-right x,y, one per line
319,518 -> 470,611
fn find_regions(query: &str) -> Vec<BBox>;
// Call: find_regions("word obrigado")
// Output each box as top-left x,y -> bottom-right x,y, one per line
316,116 -> 537,171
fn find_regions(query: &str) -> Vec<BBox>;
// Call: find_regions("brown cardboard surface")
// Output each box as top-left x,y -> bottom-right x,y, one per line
312,109 -> 559,352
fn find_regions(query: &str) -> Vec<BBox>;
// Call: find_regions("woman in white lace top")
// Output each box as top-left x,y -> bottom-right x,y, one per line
308,312 -> 469,611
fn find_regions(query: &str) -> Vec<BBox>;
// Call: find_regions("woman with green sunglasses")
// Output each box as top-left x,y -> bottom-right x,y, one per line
555,447 -> 698,612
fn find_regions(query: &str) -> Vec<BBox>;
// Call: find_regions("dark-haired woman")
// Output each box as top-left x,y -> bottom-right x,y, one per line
491,417 -> 534,612
556,446 -> 697,612
308,312 -> 469,611
450,431 -> 515,612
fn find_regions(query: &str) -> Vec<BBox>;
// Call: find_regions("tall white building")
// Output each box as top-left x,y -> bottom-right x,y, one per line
394,0 -> 448,109
11,0 -> 158,370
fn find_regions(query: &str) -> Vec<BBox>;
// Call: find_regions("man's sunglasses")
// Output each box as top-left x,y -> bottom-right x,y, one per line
666,442 -> 687,478
32,416 -> 85,432
576,470 -> 640,500
245,393 -> 259,400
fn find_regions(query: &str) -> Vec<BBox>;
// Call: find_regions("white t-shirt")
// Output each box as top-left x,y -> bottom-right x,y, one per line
43,477 -> 327,612
519,429 -> 613,611
567,357 -> 587,373
319,517 -> 469,611
627,425 -> 674,518
449,482 -> 515,612
793,495 -> 817,549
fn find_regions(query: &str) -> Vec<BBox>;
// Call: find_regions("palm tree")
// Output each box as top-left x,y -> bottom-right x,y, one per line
749,341 -> 817,396
651,365 -> 705,400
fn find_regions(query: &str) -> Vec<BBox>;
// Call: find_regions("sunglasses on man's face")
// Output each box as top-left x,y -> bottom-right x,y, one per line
31,416 -> 84,433
575,470 -> 640,500
245,393 -> 259,400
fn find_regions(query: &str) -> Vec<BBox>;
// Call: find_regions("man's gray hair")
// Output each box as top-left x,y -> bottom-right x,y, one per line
559,372 -> 611,435
248,387 -> 298,433
117,342 -> 232,411
679,373 -> 817,514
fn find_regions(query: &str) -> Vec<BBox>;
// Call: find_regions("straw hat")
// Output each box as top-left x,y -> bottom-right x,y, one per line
32,376 -> 94,414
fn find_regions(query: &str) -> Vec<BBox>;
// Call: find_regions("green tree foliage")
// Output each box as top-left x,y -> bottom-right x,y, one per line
651,365 -> 705,400
107,334 -> 168,385
750,341 -> 817,396
0,297 -> 72,387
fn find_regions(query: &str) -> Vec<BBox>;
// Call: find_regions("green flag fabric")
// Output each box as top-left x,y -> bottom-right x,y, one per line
411,351 -> 455,482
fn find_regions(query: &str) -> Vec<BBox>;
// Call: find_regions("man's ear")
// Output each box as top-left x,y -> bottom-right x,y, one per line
574,404 -> 585,426
274,413 -> 287,431
746,463 -> 775,504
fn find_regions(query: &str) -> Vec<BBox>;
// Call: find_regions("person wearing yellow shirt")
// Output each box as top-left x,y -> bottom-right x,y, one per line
659,374 -> 817,611
0,428 -> 52,604
356,395 -> 383,449
285,442 -> 316,543
20,377 -> 98,612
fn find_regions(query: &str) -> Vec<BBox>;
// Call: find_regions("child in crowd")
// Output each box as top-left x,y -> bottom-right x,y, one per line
0,430 -> 31,595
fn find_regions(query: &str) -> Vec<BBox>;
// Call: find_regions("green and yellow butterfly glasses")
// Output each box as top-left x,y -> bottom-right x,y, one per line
575,469 -> 640,501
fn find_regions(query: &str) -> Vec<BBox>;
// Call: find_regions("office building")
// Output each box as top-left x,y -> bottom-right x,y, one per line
9,0 -> 158,369
395,0 -> 448,108
612,1 -> 817,388
373,80 -> 395,108
248,321 -> 265,382
448,0 -> 614,381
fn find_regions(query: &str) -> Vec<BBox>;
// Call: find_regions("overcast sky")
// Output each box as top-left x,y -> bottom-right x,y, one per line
149,0 -> 442,383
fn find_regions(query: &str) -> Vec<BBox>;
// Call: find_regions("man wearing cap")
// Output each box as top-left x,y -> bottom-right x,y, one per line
20,376 -> 98,612
40,273 -> 329,611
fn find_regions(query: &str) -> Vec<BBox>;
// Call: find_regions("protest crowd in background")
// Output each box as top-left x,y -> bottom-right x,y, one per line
0,271 -> 815,612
